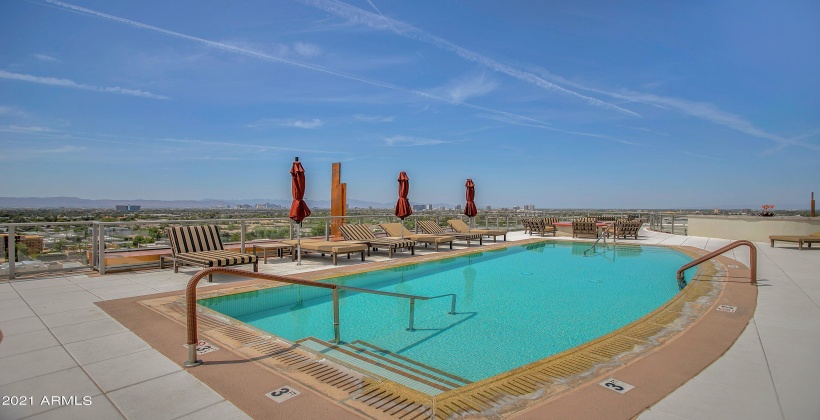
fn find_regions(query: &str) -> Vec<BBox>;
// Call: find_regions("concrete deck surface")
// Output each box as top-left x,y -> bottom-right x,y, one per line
0,229 -> 818,419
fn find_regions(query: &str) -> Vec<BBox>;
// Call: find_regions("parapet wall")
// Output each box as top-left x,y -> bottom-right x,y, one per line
688,215 -> 820,242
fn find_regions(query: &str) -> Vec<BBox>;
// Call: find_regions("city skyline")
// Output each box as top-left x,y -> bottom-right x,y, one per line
1,1 -> 818,209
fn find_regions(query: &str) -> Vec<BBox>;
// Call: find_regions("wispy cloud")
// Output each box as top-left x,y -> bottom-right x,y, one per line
437,73 -> 497,103
354,114 -> 394,122
0,70 -> 170,100
296,0 -> 640,117
383,135 -> 447,146
0,106 -> 31,118
534,71 -> 820,152
32,53 -> 59,62
246,118 -> 324,129
285,119 -> 324,129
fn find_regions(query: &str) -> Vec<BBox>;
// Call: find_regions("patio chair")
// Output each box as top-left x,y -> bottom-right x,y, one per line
611,220 -> 642,240
379,223 -> 453,251
417,220 -> 482,246
338,224 -> 416,258
769,232 -> 820,250
572,220 -> 599,238
166,225 -> 258,282
447,219 -> 507,242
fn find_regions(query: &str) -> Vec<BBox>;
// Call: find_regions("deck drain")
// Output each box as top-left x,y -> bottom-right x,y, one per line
599,378 -> 634,394
265,385 -> 300,403
716,305 -> 737,313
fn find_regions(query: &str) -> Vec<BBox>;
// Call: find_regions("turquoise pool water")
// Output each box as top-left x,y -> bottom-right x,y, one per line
200,242 -> 689,384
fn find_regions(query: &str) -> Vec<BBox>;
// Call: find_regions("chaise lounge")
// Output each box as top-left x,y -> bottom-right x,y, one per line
379,223 -> 454,251
338,224 -> 416,258
167,225 -> 258,282
769,232 -> 820,250
282,238 -> 368,265
447,219 -> 507,242
417,220 -> 481,246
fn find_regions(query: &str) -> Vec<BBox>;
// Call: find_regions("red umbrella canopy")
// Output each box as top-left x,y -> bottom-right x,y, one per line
464,178 -> 478,218
395,171 -> 413,220
289,158 -> 311,223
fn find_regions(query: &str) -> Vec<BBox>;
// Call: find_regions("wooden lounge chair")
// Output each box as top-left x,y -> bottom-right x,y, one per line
417,220 -> 481,246
338,224 -> 416,258
379,223 -> 453,251
611,219 -> 642,240
447,219 -> 507,242
167,225 -> 258,282
282,238 -> 367,265
572,220 -> 599,238
769,232 -> 820,250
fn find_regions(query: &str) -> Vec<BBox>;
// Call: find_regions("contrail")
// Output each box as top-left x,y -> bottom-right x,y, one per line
297,0 -> 640,117
44,0 -> 567,131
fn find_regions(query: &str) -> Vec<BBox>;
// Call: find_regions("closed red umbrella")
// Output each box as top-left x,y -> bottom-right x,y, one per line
464,178 -> 478,232
289,157 -> 311,264
395,172 -> 412,238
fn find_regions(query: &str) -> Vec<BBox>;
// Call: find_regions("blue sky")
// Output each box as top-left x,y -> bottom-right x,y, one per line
1,0 -> 818,209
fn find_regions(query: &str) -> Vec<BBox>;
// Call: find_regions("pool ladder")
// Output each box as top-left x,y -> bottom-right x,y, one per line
583,229 -> 609,255
181,268 -> 458,367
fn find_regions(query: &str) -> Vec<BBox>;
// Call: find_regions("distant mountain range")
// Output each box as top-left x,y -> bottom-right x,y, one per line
0,196 -> 456,209
0,196 -> 810,210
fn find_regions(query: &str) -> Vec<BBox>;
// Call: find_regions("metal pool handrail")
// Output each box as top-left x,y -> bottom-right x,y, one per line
676,240 -> 757,288
183,267 -> 457,367
337,285 -> 457,331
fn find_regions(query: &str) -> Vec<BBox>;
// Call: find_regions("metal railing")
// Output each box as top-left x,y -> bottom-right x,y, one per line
648,214 -> 688,235
2,211 -> 660,279
583,229 -> 609,255
183,267 -> 457,367
338,285 -> 457,331
676,240 -> 757,288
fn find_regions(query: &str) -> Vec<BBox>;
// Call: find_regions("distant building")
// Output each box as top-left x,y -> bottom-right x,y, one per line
115,205 -> 141,211
426,204 -> 433,210
1,234 -> 45,254
485,206 -> 492,211
455,204 -> 462,211
513,206 -> 520,211
412,204 -> 426,211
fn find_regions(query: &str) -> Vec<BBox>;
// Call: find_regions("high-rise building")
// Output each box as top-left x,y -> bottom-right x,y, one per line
115,205 -> 141,211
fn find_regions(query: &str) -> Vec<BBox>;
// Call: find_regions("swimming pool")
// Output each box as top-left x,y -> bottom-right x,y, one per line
200,241 -> 690,394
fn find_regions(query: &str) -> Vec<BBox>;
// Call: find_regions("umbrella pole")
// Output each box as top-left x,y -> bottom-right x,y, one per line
297,222 -> 302,265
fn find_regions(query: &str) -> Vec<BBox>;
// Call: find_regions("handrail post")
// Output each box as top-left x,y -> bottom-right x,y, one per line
408,298 -> 416,331
332,288 -> 340,343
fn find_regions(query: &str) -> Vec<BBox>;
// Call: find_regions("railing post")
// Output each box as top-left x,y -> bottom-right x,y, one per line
91,224 -> 98,270
7,225 -> 15,279
408,298 -> 416,331
671,216 -> 676,234
240,221 -> 246,253
325,218 -> 330,241
98,224 -> 106,275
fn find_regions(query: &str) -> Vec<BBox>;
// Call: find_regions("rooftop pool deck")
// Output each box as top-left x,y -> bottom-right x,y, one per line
1,228 -> 818,419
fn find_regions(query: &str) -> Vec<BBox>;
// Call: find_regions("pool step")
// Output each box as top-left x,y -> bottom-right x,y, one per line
348,340 -> 471,387
296,337 -> 470,395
